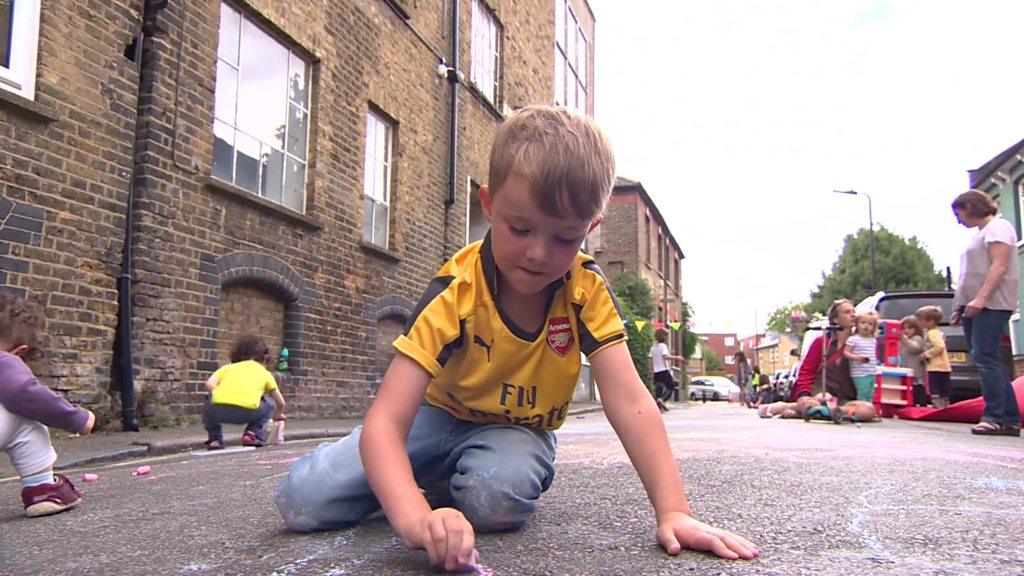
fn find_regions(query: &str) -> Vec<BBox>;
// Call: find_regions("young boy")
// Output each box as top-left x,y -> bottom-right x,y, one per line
916,305 -> 952,408
0,292 -> 95,517
274,106 -> 757,571
203,335 -> 286,449
649,327 -> 684,412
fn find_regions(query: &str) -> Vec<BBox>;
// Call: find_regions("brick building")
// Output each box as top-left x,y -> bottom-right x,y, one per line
588,177 -> 684,324
0,0 -> 597,427
700,332 -> 741,381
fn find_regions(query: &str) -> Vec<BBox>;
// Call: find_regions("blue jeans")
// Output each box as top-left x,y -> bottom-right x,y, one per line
963,309 -> 1021,427
203,396 -> 275,439
274,403 -> 557,533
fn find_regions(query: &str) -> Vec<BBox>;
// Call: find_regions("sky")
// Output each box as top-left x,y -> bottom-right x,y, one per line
589,0 -> 1024,337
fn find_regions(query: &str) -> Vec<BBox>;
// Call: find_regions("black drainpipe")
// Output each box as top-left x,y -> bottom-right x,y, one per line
115,0 -> 166,432
448,0 -> 464,213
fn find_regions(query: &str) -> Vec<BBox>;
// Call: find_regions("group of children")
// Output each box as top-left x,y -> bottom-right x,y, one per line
2,106 -> 757,571
1,289 -> 287,517
756,304 -> 953,422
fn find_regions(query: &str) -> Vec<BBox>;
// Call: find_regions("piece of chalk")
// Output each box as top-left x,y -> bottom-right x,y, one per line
132,465 -> 151,476
81,473 -> 99,482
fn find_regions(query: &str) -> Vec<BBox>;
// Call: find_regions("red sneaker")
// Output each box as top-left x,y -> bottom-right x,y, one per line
242,432 -> 264,447
205,437 -> 225,450
22,474 -> 82,518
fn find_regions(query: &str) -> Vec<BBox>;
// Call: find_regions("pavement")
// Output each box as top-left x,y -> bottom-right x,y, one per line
0,402 -> 606,480
2,400 -> 1022,575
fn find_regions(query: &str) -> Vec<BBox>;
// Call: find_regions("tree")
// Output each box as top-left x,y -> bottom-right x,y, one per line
702,343 -> 723,372
810,226 -> 946,311
766,302 -> 812,333
610,273 -> 656,391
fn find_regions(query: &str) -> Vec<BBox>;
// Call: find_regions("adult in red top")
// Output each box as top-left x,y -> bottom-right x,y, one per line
790,299 -> 860,404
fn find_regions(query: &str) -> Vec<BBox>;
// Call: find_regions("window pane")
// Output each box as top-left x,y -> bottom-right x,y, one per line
212,120 -> 235,182
261,145 -> 284,203
286,103 -> 307,159
288,53 -> 308,106
554,49 -> 564,106
234,131 -> 261,193
218,3 -> 241,66
0,0 -> 13,69
214,60 -> 238,124
283,157 -> 305,212
577,32 -> 587,83
373,158 -> 386,203
372,200 -> 387,245
362,195 -> 374,243
363,146 -> 375,198
237,19 -> 288,149
555,0 -> 565,48
566,14 -> 576,69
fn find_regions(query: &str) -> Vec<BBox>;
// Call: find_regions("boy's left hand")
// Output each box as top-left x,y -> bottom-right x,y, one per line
657,512 -> 758,560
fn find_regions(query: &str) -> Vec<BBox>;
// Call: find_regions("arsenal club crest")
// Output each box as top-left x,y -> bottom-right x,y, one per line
546,316 -> 574,357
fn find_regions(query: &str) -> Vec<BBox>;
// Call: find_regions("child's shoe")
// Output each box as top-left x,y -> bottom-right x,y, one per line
22,474 -> 82,518
242,432 -> 265,447
205,437 -> 225,450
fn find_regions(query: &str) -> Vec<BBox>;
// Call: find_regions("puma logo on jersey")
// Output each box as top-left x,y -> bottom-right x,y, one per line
473,335 -> 494,362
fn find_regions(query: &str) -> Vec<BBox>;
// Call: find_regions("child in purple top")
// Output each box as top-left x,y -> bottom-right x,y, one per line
0,292 -> 95,517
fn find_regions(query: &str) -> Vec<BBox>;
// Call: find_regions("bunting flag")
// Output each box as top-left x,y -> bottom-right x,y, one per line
634,320 -> 647,330
653,321 -> 665,330
668,321 -> 682,331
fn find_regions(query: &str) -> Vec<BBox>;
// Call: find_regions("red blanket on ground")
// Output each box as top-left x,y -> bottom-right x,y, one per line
895,378 -> 1024,424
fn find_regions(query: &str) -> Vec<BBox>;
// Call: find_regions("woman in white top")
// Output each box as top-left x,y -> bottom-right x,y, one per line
950,190 -> 1021,436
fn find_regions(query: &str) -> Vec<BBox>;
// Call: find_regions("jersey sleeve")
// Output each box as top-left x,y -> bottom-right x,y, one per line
574,261 -> 627,358
984,218 -> 1018,246
393,275 -> 465,377
264,367 -> 278,393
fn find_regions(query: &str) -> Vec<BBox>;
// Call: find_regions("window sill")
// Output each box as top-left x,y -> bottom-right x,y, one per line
465,81 -> 504,121
359,239 -> 402,263
202,176 -> 323,231
0,89 -> 60,123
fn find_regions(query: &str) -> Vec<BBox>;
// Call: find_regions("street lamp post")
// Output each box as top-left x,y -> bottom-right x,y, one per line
833,189 -> 876,292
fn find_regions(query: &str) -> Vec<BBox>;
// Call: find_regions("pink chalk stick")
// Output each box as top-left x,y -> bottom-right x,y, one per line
131,465 -> 151,476
81,473 -> 99,482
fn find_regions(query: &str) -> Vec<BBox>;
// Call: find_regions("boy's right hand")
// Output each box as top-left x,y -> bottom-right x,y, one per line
405,507 -> 478,572
79,410 -> 95,436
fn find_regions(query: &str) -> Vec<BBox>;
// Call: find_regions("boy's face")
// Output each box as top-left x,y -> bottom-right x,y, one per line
916,315 -> 933,329
480,173 -> 595,299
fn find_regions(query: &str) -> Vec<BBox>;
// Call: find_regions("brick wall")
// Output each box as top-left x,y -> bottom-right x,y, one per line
217,285 -> 286,364
3,0 -> 595,426
0,1 -> 141,423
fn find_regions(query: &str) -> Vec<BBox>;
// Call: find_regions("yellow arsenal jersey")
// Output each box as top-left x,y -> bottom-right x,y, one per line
393,233 -> 626,430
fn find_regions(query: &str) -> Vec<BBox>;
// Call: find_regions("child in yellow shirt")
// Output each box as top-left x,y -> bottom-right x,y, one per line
203,335 -> 286,449
916,306 -> 952,408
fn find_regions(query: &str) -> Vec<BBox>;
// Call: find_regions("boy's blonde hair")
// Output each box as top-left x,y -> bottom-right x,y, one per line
900,315 -> 923,338
488,105 -> 615,222
915,305 -> 943,324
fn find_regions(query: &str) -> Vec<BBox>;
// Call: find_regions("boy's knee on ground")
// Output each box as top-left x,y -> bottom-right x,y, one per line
450,451 -> 549,532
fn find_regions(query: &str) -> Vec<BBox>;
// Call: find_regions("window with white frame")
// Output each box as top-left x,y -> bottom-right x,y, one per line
363,110 -> 393,248
212,2 -> 311,212
725,355 -> 734,365
554,0 -> 588,113
725,336 -> 735,346
0,0 -> 40,100
470,0 -> 499,104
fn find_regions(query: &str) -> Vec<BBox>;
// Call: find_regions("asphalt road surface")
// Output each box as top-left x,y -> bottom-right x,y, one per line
1,402 -> 1022,575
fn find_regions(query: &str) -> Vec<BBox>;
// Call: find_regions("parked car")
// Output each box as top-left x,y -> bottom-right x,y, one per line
854,290 -> 1012,404
689,376 -> 741,401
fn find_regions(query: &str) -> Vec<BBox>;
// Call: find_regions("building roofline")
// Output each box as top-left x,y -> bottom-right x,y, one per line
968,137 -> 1024,189
613,176 -> 684,257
